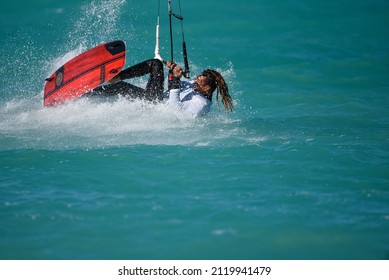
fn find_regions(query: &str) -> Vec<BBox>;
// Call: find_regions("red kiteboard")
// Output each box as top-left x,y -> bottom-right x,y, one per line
43,40 -> 126,106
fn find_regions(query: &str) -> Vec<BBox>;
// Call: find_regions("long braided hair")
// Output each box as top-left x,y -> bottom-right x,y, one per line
201,69 -> 234,113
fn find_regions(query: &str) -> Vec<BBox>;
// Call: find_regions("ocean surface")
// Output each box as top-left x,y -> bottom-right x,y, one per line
1,0 -> 388,260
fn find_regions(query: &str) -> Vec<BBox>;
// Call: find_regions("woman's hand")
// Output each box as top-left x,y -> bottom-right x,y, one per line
166,61 -> 183,78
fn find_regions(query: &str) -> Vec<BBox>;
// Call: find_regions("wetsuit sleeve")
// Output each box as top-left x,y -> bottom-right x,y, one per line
167,89 -> 183,109
167,89 -> 210,117
168,74 -> 180,90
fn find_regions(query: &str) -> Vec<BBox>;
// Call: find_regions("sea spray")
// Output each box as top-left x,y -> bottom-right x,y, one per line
68,0 -> 127,51
0,96 -> 249,150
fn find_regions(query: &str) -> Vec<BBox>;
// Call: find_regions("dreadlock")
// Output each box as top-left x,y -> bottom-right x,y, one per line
201,69 -> 234,113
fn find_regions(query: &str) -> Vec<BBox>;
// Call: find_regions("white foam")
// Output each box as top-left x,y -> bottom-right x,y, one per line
0,97 -> 249,149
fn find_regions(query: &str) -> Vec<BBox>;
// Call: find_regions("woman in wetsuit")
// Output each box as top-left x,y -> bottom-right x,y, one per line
90,59 -> 233,117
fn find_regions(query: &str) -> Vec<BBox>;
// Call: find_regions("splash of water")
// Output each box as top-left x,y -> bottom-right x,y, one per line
68,0 -> 127,51
0,97 -> 252,150
45,0 -> 127,75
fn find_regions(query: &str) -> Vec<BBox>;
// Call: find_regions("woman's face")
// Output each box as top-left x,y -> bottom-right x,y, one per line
193,75 -> 211,94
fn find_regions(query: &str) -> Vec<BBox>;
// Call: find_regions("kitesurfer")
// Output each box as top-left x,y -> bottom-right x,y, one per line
89,59 -> 233,117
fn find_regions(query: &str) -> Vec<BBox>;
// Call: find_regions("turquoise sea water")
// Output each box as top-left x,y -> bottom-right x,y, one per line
1,0 -> 388,260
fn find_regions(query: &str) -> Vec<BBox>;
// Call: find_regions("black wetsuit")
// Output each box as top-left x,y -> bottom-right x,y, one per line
87,59 -> 164,101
